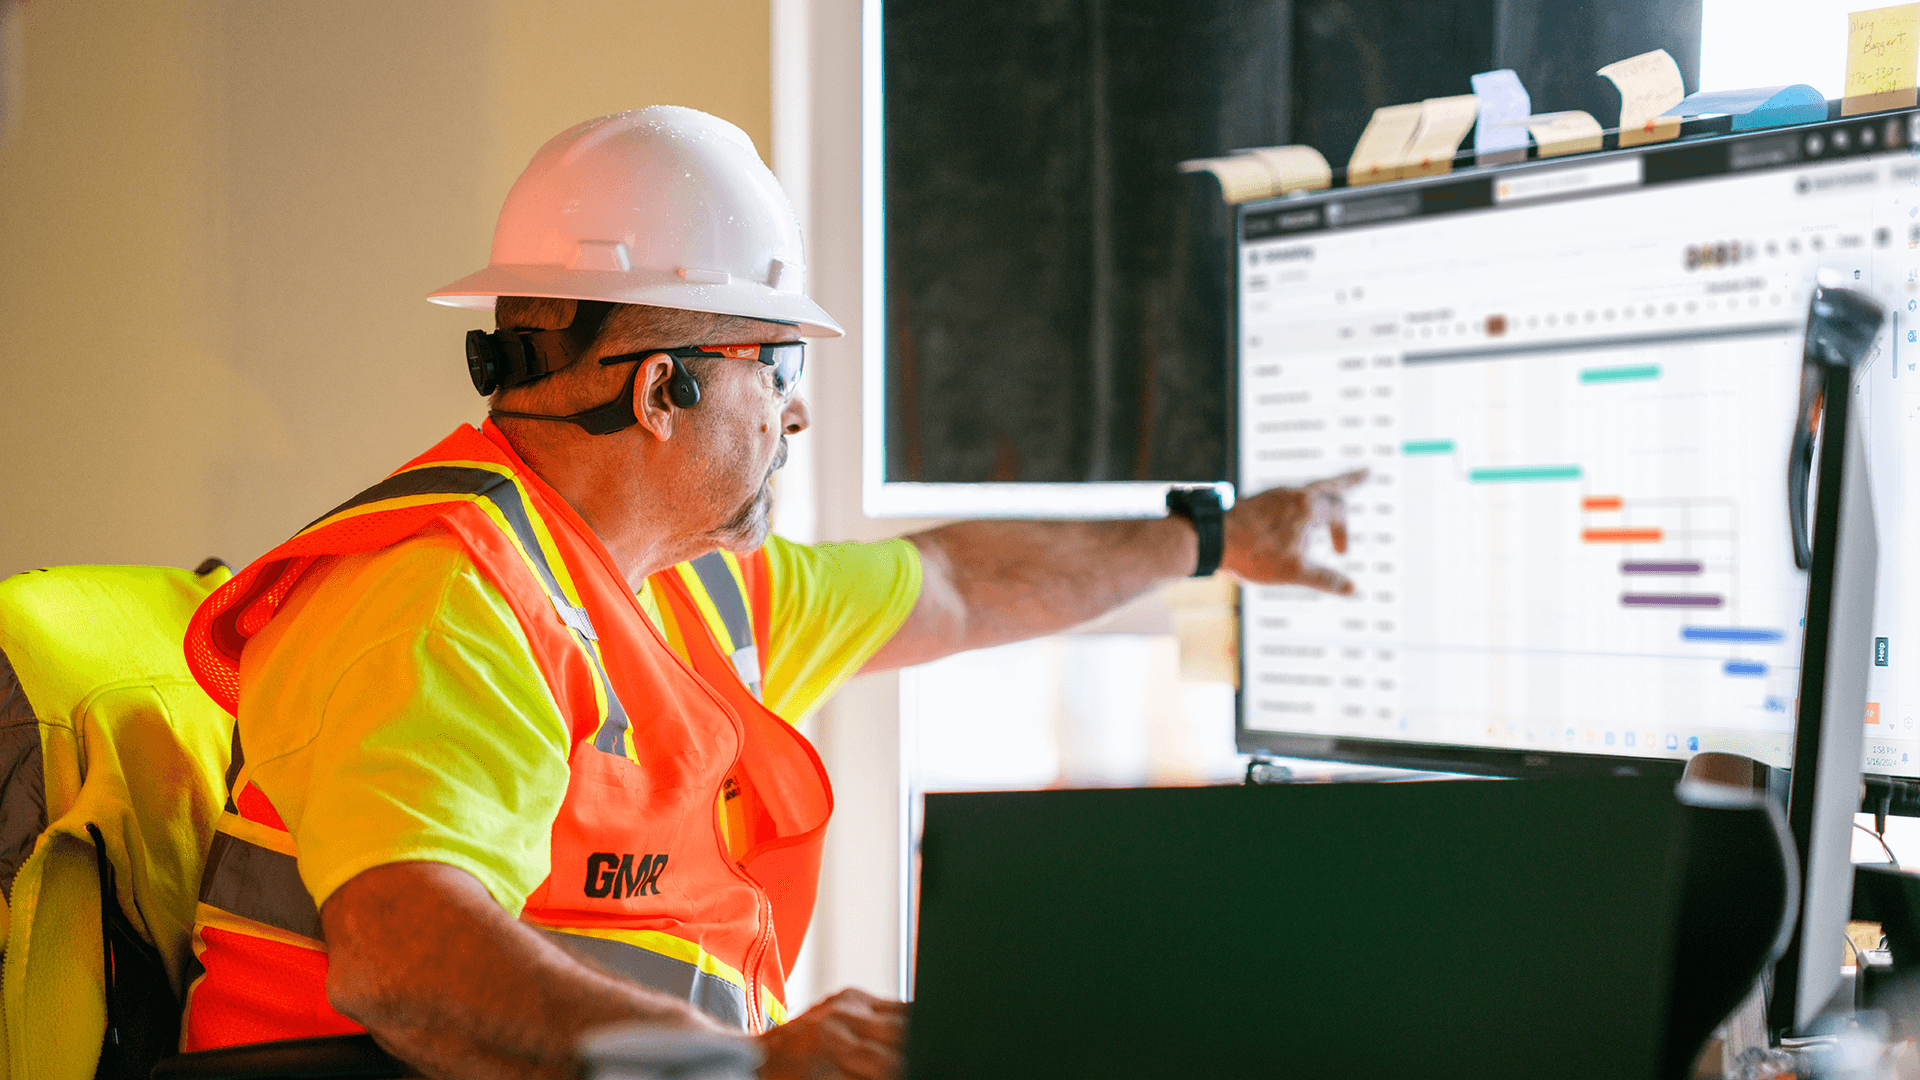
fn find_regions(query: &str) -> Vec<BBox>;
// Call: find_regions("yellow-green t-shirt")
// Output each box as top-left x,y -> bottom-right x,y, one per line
235,528 -> 921,915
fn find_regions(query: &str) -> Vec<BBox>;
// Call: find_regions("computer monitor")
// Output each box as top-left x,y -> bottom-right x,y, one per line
1233,113 -> 1896,1034
1235,113 -> 1907,789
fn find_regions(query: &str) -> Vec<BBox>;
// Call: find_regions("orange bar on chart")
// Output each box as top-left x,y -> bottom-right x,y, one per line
1582,496 -> 1624,511
1582,527 -> 1663,543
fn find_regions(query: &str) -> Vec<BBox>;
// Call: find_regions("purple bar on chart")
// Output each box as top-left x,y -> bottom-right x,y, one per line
1621,593 -> 1724,608
1620,560 -> 1703,575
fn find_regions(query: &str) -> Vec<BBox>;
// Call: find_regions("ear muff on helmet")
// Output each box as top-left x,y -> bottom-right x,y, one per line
465,300 -> 616,396
465,329 -> 514,395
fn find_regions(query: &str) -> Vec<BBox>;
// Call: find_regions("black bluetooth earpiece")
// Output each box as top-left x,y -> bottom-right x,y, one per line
490,344 -> 707,435
667,355 -> 702,408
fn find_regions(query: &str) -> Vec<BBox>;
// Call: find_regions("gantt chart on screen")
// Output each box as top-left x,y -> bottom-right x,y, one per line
1239,127 -> 1920,774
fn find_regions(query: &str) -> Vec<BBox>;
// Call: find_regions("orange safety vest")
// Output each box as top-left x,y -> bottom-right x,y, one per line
178,421 -> 831,1049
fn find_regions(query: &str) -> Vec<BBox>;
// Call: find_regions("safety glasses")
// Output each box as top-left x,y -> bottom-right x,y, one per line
494,340 -> 807,437
637,341 -> 806,400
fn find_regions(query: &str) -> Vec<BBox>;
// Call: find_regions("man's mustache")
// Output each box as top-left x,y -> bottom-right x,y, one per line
769,437 -> 789,477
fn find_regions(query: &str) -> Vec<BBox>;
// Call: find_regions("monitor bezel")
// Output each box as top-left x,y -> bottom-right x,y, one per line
1236,724 -> 1688,780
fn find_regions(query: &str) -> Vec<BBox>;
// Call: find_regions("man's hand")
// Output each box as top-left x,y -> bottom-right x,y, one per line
1219,468 -> 1368,594
757,989 -> 907,1080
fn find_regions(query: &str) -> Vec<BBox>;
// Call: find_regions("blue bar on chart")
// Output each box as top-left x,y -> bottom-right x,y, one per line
1681,627 -> 1786,644
1723,660 -> 1769,677
1402,439 -> 1456,456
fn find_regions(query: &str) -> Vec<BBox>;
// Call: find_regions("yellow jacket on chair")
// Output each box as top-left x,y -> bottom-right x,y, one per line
0,563 -> 235,1080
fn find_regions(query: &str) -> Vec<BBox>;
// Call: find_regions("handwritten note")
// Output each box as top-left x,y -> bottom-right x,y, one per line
1525,111 -> 1604,158
1402,95 -> 1480,177
1598,49 -> 1685,147
1471,69 -> 1531,166
1844,3 -> 1920,115
1347,102 -> 1424,186
1240,145 -> 1332,193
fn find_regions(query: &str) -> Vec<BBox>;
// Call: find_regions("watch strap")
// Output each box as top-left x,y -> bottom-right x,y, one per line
1165,487 -> 1225,578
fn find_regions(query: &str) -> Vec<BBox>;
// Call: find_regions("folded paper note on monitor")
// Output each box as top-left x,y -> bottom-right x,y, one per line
1524,111 -> 1604,157
1403,95 -> 1479,178
1347,102 -> 1425,186
1600,48 -> 1685,147
1845,3 -> 1920,116
1662,85 -> 1828,131
1239,146 -> 1332,193
1179,145 -> 1331,204
1180,154 -> 1286,203
1472,69 -> 1532,167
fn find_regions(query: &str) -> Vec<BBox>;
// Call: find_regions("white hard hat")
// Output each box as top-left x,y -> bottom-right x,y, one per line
428,106 -> 843,337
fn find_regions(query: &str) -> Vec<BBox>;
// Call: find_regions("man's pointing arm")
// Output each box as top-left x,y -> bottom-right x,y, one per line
861,469 -> 1367,672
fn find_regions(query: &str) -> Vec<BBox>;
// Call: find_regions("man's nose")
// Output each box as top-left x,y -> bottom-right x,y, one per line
782,395 -> 811,435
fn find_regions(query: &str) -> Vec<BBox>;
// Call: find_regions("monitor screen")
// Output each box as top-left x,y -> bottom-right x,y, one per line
1236,115 -> 1912,779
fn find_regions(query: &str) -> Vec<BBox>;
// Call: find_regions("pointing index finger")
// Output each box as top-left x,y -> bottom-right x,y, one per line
1308,467 -> 1370,494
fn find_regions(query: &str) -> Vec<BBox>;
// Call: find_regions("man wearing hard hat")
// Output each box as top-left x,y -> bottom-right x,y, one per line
177,107 -> 1362,1080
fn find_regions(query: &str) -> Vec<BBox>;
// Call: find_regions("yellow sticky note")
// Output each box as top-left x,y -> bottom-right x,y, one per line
1526,111 -> 1605,157
1240,146 -> 1333,193
1844,3 -> 1920,115
1598,49 -> 1685,146
1347,102 -> 1424,186
1402,95 -> 1480,177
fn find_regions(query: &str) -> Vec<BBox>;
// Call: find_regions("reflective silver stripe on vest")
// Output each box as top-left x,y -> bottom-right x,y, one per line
539,927 -> 750,1031
198,831 -> 324,941
686,552 -> 761,700
312,464 -> 633,755
194,835 -> 755,1031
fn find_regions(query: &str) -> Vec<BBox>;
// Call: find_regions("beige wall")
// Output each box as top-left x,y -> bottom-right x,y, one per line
0,0 -> 772,577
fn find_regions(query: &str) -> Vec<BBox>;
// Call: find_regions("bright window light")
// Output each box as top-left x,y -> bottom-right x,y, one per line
1699,0 -> 1863,101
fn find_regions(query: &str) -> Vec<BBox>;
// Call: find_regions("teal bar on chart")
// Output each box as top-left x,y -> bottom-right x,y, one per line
1402,439 -> 1457,456
1468,465 -> 1583,483
1579,364 -> 1661,384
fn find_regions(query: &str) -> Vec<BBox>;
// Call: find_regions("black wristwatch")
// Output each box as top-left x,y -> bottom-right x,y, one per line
1165,487 -> 1225,578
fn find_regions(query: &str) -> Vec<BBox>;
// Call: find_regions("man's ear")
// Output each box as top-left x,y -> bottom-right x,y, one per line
633,353 -> 679,442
